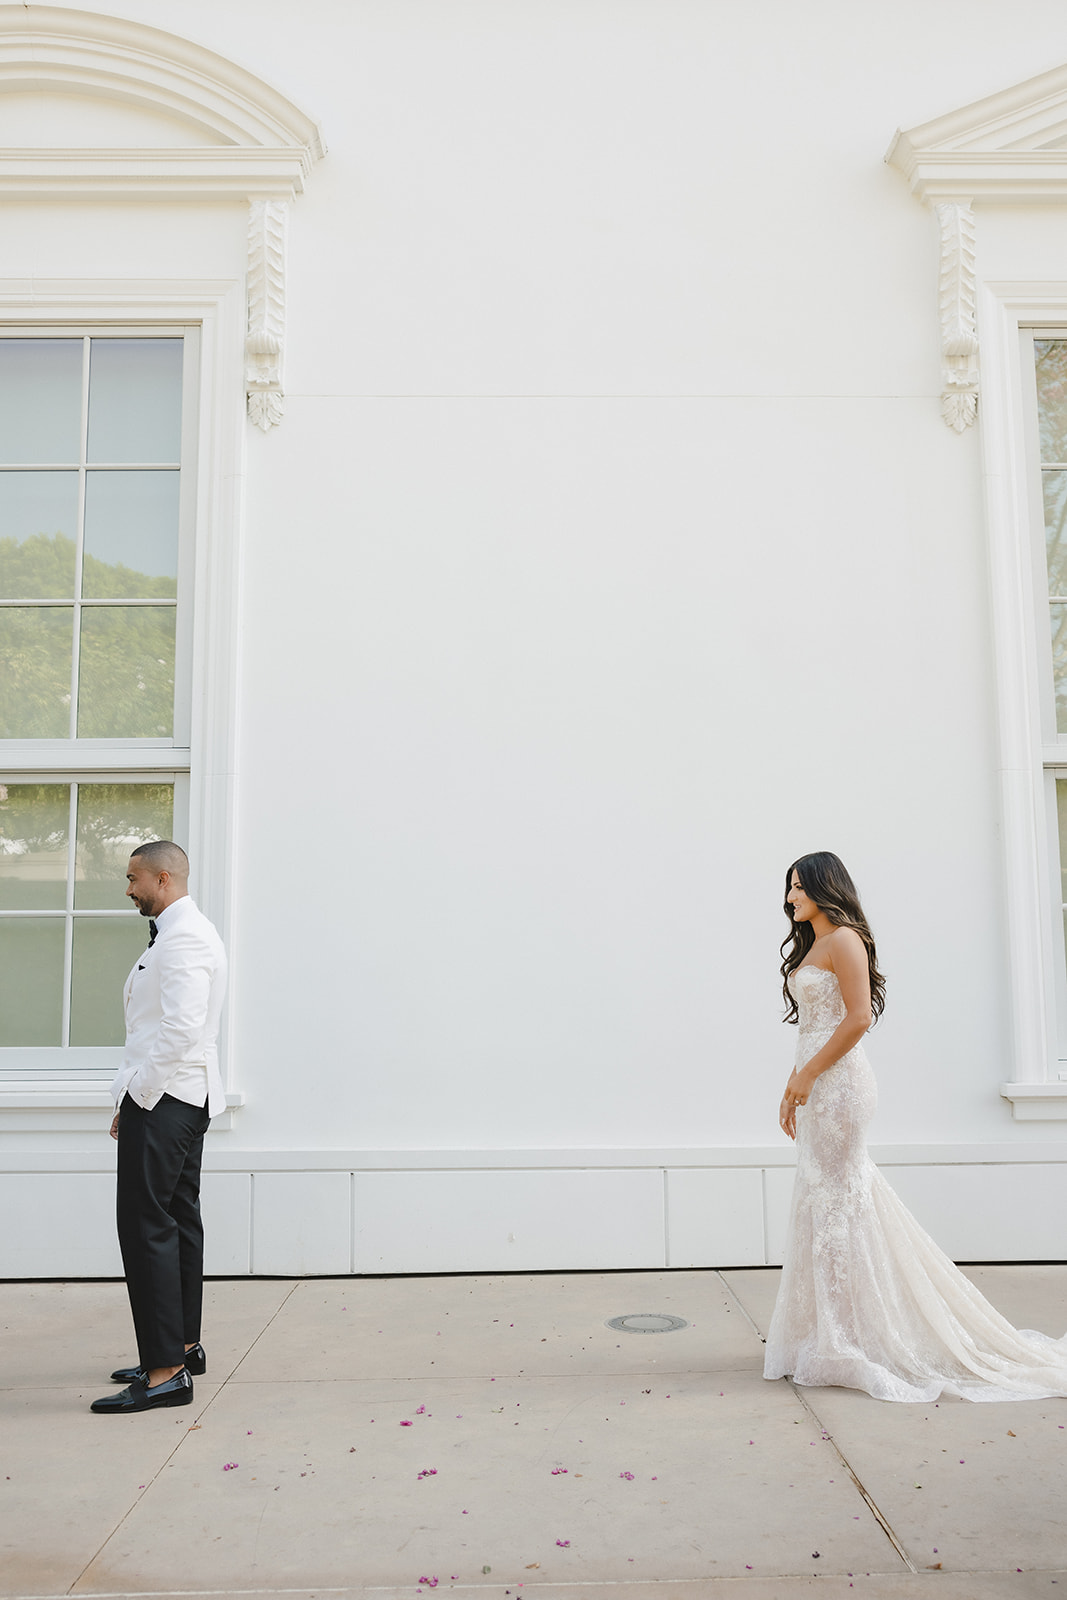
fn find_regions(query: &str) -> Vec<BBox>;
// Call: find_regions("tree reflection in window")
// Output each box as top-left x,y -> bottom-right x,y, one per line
0,532 -> 175,738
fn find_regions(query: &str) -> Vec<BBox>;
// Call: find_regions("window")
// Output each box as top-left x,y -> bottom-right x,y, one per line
1031,333 -> 1067,1080
0,11 -> 322,1118
0,331 -> 195,1071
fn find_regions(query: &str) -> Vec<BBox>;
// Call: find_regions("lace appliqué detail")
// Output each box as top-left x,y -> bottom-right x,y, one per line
764,965 -> 1067,1402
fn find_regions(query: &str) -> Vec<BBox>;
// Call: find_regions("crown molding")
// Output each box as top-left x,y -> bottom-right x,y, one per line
0,6 -> 325,156
888,61 -> 1067,204
0,147 -> 314,200
0,10 -> 326,429
0,5 -> 326,199
888,62 -> 1067,429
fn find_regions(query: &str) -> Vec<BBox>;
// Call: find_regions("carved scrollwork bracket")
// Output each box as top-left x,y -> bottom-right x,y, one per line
246,199 -> 288,431
935,201 -> 978,432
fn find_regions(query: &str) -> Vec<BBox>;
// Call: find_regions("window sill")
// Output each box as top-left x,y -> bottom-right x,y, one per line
0,1085 -> 244,1131
999,1082 -> 1067,1120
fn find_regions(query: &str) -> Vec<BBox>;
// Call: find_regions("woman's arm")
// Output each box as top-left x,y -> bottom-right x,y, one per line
779,927 -> 872,1140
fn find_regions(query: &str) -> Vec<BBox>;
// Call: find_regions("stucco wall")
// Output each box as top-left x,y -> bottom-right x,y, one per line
2,0 -> 1066,1272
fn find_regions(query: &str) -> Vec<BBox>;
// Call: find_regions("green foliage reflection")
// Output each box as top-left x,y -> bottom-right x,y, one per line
0,607 -> 72,737
0,528 -> 75,599
76,783 -> 174,909
0,783 -> 69,908
79,607 -> 175,738
0,532 -> 176,738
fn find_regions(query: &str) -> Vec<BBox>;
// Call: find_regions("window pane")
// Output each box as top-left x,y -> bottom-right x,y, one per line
1052,605 -> 1067,738
0,783 -> 69,909
0,918 -> 64,1045
83,471 -> 179,599
87,340 -> 182,464
0,340 -> 82,465
0,607 -> 73,737
1045,471 -> 1067,597
70,917 -> 150,1046
77,606 -> 175,738
75,783 -> 174,909
1058,780 -> 1067,905
0,472 -> 79,598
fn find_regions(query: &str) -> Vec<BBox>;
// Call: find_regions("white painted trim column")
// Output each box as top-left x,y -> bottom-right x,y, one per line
978,283 -> 1067,1114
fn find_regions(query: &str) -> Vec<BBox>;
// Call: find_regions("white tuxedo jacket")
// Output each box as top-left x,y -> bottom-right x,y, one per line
112,896 -> 229,1118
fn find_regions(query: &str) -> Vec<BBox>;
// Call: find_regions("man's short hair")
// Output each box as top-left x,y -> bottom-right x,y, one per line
129,840 -> 189,879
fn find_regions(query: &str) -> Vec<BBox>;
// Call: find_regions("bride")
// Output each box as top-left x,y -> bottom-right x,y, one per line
763,850 -> 1067,1403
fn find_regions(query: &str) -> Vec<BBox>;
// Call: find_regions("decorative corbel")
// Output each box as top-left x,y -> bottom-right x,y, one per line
246,199 -> 288,430
935,201 -> 978,432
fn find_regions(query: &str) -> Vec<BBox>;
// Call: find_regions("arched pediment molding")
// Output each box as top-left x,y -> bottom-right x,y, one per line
0,5 -> 326,194
888,62 -> 1067,431
0,6 -> 327,429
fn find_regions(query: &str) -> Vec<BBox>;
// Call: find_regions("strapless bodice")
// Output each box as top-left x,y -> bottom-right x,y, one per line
789,963 -> 846,1035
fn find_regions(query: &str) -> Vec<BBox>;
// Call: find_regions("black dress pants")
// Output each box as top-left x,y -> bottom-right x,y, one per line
116,1092 -> 210,1369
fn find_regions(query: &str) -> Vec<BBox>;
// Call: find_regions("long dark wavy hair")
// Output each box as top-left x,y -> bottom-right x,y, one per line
780,851 -> 886,1026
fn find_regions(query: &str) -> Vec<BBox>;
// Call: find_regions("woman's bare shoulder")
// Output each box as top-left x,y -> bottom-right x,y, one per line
826,924 -> 865,963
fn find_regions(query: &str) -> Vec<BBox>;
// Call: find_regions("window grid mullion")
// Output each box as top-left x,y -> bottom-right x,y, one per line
68,337 -> 91,741
61,782 -> 78,1047
0,907 -> 136,917
0,597 -> 178,608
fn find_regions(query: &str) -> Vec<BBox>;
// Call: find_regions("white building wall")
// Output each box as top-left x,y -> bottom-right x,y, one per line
2,0 -> 1067,1272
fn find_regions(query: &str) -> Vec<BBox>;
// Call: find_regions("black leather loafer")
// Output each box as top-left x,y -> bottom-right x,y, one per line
110,1342 -> 206,1383
91,1368 -> 194,1413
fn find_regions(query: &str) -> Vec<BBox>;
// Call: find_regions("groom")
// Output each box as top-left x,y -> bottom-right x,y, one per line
91,841 -> 228,1415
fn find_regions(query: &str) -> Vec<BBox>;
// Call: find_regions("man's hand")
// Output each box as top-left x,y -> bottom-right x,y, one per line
110,1111 -> 120,1140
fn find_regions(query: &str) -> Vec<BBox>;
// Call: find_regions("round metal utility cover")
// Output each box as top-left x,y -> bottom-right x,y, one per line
605,1313 -> 688,1334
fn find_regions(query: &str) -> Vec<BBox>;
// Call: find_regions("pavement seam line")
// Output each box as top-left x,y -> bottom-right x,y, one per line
788,1383 -> 919,1576
713,1270 -> 766,1347
224,1280 -> 305,1382
713,1272 -> 919,1578
65,1283 -> 304,1595
10,1580 -> 965,1600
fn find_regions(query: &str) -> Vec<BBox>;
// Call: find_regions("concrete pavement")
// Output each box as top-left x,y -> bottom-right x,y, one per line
2,1265 -> 1066,1598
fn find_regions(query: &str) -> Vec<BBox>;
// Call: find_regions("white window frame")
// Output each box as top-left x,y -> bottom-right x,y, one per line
0,282 -> 245,1123
976,286 -> 1067,1116
1022,331 -> 1067,1070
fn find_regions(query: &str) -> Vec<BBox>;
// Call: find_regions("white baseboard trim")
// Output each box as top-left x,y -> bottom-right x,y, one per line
0,1150 -> 1064,1277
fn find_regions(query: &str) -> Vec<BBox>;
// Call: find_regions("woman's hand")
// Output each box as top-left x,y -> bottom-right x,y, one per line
779,1068 -> 814,1140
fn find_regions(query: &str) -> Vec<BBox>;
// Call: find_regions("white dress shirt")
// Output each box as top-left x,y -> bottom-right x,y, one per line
112,896 -> 228,1117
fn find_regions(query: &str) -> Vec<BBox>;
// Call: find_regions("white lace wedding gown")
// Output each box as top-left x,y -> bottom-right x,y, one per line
763,963 -> 1067,1402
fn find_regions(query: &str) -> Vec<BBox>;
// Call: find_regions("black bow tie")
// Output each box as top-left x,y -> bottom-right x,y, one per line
147,920 -> 158,948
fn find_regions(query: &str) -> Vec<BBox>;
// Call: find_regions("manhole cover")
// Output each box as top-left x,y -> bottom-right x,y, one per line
605,1313 -> 688,1334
